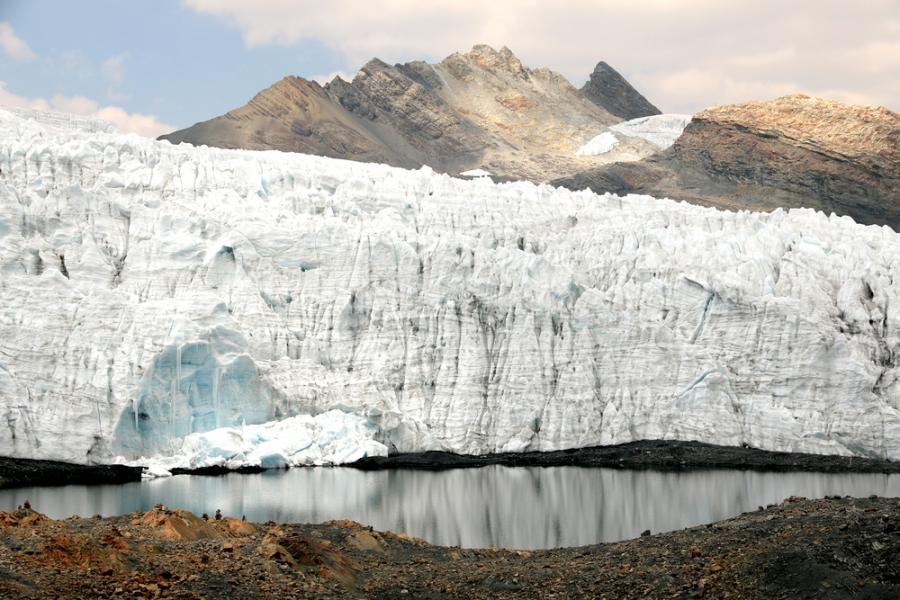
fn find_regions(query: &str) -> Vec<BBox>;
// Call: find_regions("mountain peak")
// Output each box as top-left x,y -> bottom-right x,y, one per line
580,61 -> 660,120
355,57 -> 393,79
457,44 -> 526,76
160,44 -> 664,181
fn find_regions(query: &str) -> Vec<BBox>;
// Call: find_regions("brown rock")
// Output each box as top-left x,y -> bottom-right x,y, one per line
221,516 -> 257,537
259,541 -> 298,568
345,530 -> 386,554
141,507 -> 223,542
159,44 -> 658,182
556,95 -> 900,230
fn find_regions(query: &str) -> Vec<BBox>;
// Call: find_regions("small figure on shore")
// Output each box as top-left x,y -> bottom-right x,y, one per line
215,509 -> 222,521
202,513 -> 209,521
241,515 -> 246,522
23,499 -> 31,510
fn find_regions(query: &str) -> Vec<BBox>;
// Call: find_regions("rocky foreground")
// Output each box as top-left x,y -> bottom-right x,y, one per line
0,497 -> 897,599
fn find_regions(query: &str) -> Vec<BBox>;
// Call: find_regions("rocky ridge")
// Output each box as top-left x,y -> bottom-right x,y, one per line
555,94 -> 900,230
579,61 -> 661,120
160,45 -> 663,181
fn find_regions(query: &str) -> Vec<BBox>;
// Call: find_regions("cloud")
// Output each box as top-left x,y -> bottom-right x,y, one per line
849,42 -> 900,71
102,53 -> 128,84
654,69 -> 800,109
183,0 -> 900,113
0,82 -> 49,111
0,82 -> 175,138
0,21 -> 36,61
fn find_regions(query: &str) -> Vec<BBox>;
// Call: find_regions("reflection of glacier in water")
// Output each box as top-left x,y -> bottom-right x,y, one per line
1,467 -> 898,549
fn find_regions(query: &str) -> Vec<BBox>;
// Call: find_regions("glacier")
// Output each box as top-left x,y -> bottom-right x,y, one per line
610,114 -> 692,150
138,410 -> 387,476
575,114 -> 691,157
1,108 -> 899,467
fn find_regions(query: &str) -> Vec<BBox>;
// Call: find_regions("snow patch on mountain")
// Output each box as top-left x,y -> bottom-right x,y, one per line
610,114 -> 692,149
575,132 -> 619,156
1,108 -> 899,464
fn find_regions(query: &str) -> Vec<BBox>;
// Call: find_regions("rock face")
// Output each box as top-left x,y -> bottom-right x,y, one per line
160,45 -> 664,182
2,108 -> 900,466
555,95 -> 900,230
579,61 -> 661,120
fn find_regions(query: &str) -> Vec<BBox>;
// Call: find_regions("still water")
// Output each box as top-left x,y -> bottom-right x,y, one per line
1,466 -> 897,549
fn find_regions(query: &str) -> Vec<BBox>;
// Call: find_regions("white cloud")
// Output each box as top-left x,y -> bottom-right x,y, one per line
654,69 -> 800,109
102,53 -> 128,84
849,42 -> 900,71
0,21 -> 36,61
0,82 -> 49,111
0,82 -> 175,138
728,48 -> 797,68
183,0 -> 900,113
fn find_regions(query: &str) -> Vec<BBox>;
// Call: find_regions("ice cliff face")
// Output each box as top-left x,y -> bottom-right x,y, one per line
1,108 -> 899,464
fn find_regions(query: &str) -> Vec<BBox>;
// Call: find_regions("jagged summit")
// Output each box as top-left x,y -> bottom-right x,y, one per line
451,44 -> 528,77
160,44 -> 662,181
580,61 -> 661,120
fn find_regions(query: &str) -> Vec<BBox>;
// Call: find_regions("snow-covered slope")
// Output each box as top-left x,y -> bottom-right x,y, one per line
575,132 -> 619,157
575,114 -> 691,158
1,108 -> 899,466
610,114 -> 692,149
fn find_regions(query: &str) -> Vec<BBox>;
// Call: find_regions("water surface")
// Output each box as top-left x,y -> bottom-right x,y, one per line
1,466 -> 896,549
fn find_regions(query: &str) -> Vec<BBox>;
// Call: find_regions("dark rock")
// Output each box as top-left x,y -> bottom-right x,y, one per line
349,439 -> 900,474
579,61 -> 661,120
0,457 -> 143,489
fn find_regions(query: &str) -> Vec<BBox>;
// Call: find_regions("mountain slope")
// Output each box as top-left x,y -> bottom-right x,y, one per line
3,108 -> 900,466
555,95 -> 900,229
160,45 -> 664,181
579,61 -> 661,120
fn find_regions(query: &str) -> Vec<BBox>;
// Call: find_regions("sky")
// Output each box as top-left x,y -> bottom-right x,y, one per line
1,0 -> 897,137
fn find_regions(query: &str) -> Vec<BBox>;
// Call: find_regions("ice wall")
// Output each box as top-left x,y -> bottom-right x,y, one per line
1,108 -> 898,463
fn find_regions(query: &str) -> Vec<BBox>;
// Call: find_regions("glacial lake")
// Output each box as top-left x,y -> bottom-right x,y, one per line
1,466 -> 897,549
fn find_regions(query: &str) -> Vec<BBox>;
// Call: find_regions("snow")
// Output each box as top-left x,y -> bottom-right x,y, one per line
1,107 -> 899,465
459,168 -> 492,177
130,410 -> 387,475
575,131 -> 619,156
575,115 -> 691,157
610,114 -> 692,150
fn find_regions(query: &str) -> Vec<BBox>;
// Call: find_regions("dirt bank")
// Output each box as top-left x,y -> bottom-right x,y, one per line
0,496 -> 896,598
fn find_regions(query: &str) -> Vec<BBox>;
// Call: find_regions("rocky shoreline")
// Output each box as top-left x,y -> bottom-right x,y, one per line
1,440 -> 897,489
0,457 -> 143,489
0,496 -> 897,598
350,440 -> 900,474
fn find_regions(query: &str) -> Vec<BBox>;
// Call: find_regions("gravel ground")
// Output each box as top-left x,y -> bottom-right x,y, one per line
0,496 -> 897,598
